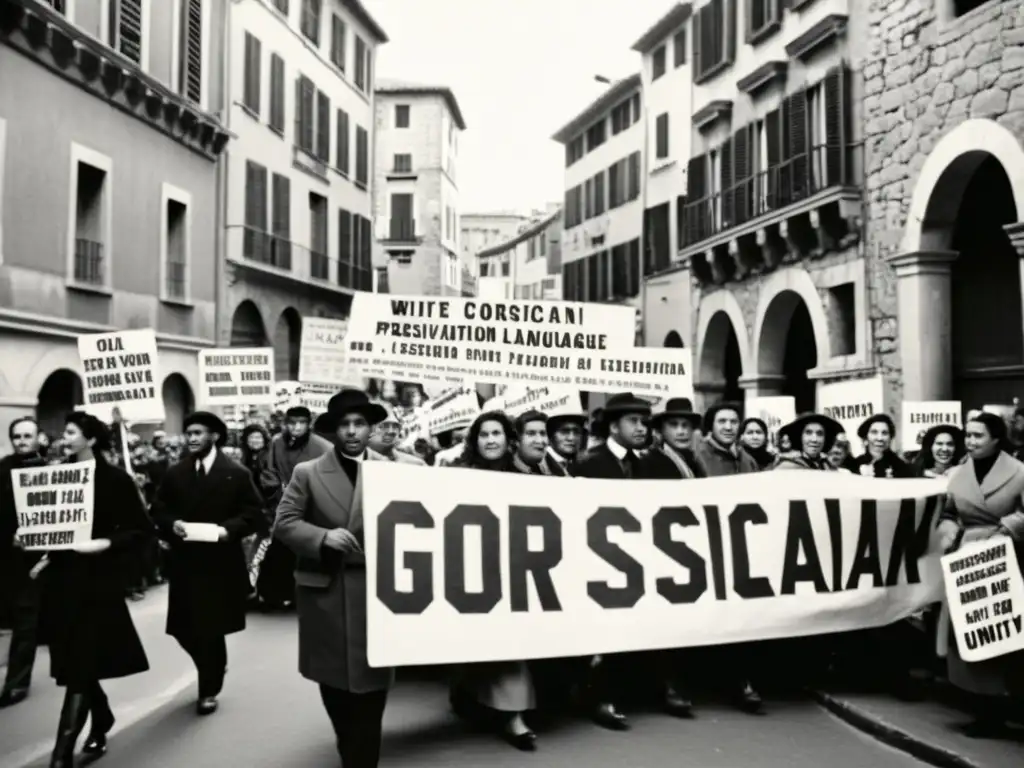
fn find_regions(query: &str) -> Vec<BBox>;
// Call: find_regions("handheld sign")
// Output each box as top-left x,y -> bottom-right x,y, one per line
198,347 -> 275,407
78,329 -> 164,423
941,537 -> 1024,662
901,401 -> 962,453
11,460 -> 96,550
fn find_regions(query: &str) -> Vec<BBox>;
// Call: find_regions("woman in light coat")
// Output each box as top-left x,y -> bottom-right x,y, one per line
936,411 -> 1024,737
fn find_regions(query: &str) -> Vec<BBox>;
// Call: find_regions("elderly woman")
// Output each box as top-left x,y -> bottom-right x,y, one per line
854,414 -> 912,478
773,413 -> 843,470
936,412 -> 1024,737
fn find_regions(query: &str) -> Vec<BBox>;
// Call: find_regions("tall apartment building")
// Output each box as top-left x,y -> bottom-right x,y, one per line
373,80 -> 466,297
476,209 -> 563,301
0,0 -> 232,443
553,75 -> 645,315
222,0 -> 387,380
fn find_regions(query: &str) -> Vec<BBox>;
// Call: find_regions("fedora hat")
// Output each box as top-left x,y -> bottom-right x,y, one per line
779,412 -> 843,451
651,397 -> 702,429
183,411 -> 229,444
317,389 -> 388,432
602,393 -> 653,421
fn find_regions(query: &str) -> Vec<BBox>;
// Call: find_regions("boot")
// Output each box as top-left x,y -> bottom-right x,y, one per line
82,684 -> 115,757
50,691 -> 90,768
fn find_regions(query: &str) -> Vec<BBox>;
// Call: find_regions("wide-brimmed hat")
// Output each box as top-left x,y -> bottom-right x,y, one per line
702,401 -> 743,433
316,390 -> 388,432
602,393 -> 653,421
856,413 -> 897,441
183,411 -> 229,443
547,412 -> 587,435
651,397 -> 702,429
779,412 -> 843,451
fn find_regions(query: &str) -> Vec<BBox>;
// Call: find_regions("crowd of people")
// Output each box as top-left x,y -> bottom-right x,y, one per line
0,385 -> 1023,767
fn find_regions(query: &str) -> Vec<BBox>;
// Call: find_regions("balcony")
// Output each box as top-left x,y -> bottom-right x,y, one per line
679,141 -> 863,287
243,227 -> 293,270
231,226 -> 372,294
293,144 -> 328,182
381,218 -> 420,245
73,238 -> 104,284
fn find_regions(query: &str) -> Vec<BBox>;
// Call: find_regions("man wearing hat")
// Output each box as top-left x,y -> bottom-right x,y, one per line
637,398 -> 706,481
151,411 -> 266,715
369,403 -> 425,465
571,393 -> 653,731
546,411 -> 586,474
273,390 -> 393,768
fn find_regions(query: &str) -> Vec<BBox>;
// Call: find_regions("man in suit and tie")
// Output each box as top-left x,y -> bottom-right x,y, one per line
570,393 -> 652,731
545,412 -> 586,474
151,411 -> 266,715
273,390 -> 393,768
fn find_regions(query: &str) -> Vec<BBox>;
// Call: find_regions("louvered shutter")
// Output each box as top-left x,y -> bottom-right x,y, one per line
244,163 -> 255,228
316,91 -> 330,163
270,55 -> 284,131
182,0 -> 202,103
725,0 -> 737,65
765,108 -> 781,209
732,127 -> 750,224
824,62 -> 851,186
272,174 -> 290,239
692,8 -> 702,79
244,34 -> 261,114
720,136 -> 733,228
118,0 -> 143,64
338,209 -> 352,287
253,165 -> 268,232
686,154 -> 706,244
787,89 -> 808,200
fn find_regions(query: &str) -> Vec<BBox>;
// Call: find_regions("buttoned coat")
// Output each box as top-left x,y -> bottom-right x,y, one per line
272,448 -> 394,693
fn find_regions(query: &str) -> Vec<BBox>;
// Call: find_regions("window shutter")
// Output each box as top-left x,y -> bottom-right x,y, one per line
270,55 -> 284,131
316,91 -> 330,163
244,34 -> 260,114
300,78 -> 315,152
336,109 -> 349,174
693,8 -> 703,78
720,136 -> 733,227
725,0 -> 737,65
117,0 -> 143,63
338,208 -> 352,287
182,0 -> 202,103
686,154 -> 706,244
732,127 -> 750,224
824,62 -> 851,185
254,165 -> 268,231
244,162 -> 255,228
272,174 -> 290,238
787,89 -> 808,199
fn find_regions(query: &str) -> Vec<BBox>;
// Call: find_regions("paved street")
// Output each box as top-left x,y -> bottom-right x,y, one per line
0,587 -> 929,768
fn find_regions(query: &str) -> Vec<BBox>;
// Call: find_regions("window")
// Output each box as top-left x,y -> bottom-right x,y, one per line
593,172 -> 606,217
753,119 -> 769,213
163,194 -> 189,299
673,28 -> 686,67
807,82 -> 827,189
179,0 -> 203,104
826,282 -> 856,356
540,233 -> 546,256
564,185 -> 583,228
393,153 -> 412,173
355,214 -> 372,290
309,192 -> 329,279
584,178 -> 593,220
71,154 -> 110,286
330,14 -> 346,70
632,93 -> 642,122
501,258 -> 510,277
271,173 -> 291,267
336,109 -> 349,174
316,91 -> 330,164
354,36 -> 367,91
390,194 -> 414,240
395,104 -> 410,128
709,149 -> 722,228
272,0 -> 288,14
243,161 -> 267,262
652,45 -> 667,80
565,136 -> 584,167
295,75 -> 329,163
627,152 -> 641,201
655,113 -> 669,159
694,0 -> 736,84
243,33 -> 261,115
300,0 -> 321,45
585,119 -> 606,151
611,99 -> 632,135
108,0 -> 144,65
269,55 -> 285,132
355,126 -> 368,188
338,208 -> 353,288
746,0 -> 780,43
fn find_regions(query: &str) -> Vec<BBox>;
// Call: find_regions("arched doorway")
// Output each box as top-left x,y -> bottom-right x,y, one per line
36,369 -> 83,439
948,157 -> 1023,404
230,300 -> 268,347
664,331 -> 684,348
698,311 -> 743,403
758,291 -> 818,412
162,373 -> 195,434
274,307 -> 302,380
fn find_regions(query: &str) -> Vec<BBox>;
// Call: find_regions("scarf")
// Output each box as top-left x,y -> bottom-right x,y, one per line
660,444 -> 695,479
708,435 -> 739,458
513,453 -> 552,476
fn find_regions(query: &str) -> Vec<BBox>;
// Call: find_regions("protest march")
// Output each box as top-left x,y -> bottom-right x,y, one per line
1,293 -> 1022,768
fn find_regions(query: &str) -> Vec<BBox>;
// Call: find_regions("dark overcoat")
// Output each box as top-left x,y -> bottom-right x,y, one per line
273,448 -> 394,693
151,450 -> 265,639
635,446 -> 707,479
41,458 -> 153,686
853,450 -> 913,478
571,443 -> 633,480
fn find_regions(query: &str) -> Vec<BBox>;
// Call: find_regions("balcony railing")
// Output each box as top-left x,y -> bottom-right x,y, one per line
165,260 -> 187,298
243,226 -> 293,270
386,219 -> 417,243
681,142 -> 861,249
235,226 -> 375,291
310,250 -> 330,280
74,238 -> 104,284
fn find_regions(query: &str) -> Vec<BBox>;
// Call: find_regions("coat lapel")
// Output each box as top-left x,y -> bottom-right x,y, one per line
981,451 -> 1017,499
948,459 -> 986,509
314,450 -> 354,517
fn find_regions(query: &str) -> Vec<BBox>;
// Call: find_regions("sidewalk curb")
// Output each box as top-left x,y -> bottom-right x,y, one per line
813,690 -> 981,768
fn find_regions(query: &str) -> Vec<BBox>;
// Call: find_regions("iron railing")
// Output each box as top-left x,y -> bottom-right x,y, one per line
74,239 -> 104,284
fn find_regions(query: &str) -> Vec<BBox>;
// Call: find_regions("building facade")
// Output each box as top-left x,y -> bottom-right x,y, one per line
0,0 -> 232,445
553,75 -> 645,315
863,0 -> 1024,411
476,209 -> 563,300
373,80 -> 465,297
222,0 -> 386,380
460,211 -> 532,270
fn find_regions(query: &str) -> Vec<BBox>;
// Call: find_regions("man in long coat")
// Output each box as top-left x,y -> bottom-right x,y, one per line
151,411 -> 265,715
274,390 -> 392,768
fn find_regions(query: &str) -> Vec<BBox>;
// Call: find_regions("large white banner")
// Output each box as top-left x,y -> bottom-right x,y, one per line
817,376 -> 885,447
363,466 -> 946,667
77,329 -> 164,423
197,347 -> 275,407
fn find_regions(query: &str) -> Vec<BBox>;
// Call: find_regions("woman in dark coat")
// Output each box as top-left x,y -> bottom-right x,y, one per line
853,414 -> 912,478
450,411 -> 538,751
35,412 -> 152,766
239,424 -> 281,601
739,417 -> 774,470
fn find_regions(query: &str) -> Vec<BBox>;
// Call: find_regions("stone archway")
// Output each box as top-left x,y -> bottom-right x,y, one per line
230,300 -> 268,347
274,307 -> 302,380
755,290 -> 819,413
695,291 -> 750,408
664,331 -> 684,348
162,373 -> 195,434
36,369 -> 83,439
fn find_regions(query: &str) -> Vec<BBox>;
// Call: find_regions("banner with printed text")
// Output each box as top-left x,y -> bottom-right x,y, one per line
77,329 -> 164,423
941,537 -> 1024,662
746,396 -> 796,449
11,460 -> 96,550
490,384 -> 583,420
363,465 -> 946,666
817,376 -> 885,448
198,347 -> 275,407
901,401 -> 963,453
426,387 -> 480,436
299,316 -> 365,388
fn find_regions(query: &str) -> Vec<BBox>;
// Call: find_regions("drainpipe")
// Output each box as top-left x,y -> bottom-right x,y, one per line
216,0 -> 241,346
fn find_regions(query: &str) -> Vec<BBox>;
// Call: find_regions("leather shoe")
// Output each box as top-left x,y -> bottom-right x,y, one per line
737,682 -> 762,713
196,697 -> 218,715
502,728 -> 537,751
0,689 -> 28,708
592,702 -> 630,731
664,686 -> 694,718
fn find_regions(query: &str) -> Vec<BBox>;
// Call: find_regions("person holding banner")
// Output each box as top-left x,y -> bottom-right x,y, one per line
853,414 -> 913,478
151,411 -> 266,716
38,412 -> 152,767
911,425 -> 966,479
272,390 -> 392,768
545,412 -> 586,473
773,413 -> 843,471
448,410 -> 539,751
936,411 -> 1024,736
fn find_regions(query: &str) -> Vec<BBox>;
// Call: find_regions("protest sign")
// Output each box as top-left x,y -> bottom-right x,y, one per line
426,387 -> 480,436
342,295 -> 668,391
901,401 -> 962,453
941,537 -> 1024,662
746,396 -> 796,449
11,460 -> 96,550
496,385 -> 582,420
78,329 -> 164,422
817,376 -> 885,447
299,317 -> 365,388
362,465 -> 945,666
198,347 -> 275,407
299,381 -> 336,414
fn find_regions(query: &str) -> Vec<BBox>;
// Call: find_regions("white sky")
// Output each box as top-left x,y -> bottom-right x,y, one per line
366,0 -> 676,214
